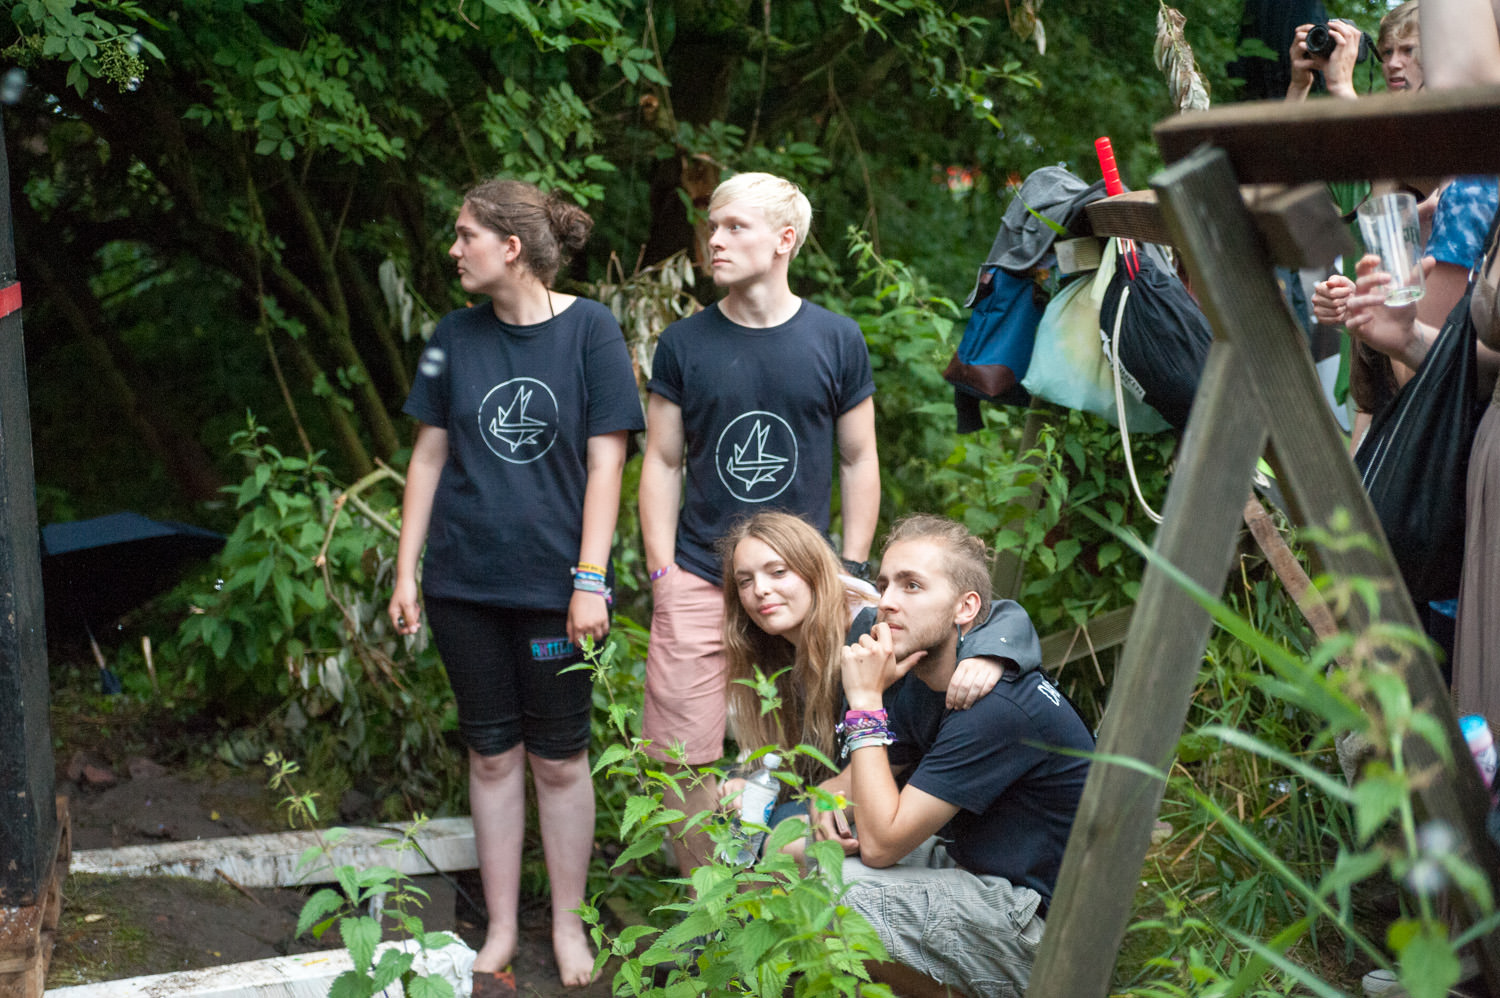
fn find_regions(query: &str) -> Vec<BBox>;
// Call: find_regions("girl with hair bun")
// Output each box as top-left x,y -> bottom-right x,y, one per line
389,178 -> 643,992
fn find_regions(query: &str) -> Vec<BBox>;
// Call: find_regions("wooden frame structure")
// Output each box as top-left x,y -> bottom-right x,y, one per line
1028,86 -> 1500,998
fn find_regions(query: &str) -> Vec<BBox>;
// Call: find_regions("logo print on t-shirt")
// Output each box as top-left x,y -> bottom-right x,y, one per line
479,377 -> 558,464
716,411 -> 798,502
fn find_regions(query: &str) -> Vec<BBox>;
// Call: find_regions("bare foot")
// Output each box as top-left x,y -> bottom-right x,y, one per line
473,923 -> 517,975
552,925 -> 599,988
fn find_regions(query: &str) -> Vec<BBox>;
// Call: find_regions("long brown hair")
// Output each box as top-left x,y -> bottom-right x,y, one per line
720,512 -> 859,784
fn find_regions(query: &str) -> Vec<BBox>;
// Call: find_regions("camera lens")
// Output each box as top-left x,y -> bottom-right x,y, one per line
1305,23 -> 1335,58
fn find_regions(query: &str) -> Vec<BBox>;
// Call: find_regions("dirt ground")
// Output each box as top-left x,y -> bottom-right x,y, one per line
49,749 -> 620,996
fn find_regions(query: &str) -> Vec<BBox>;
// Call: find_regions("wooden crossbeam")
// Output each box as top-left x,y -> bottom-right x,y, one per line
1084,185 -> 1354,270
1154,83 -> 1500,184
1038,605 -> 1134,676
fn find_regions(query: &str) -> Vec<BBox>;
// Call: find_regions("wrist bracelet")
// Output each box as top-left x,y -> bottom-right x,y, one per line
571,567 -> 613,605
842,730 -> 895,759
649,564 -> 673,582
576,561 -> 607,577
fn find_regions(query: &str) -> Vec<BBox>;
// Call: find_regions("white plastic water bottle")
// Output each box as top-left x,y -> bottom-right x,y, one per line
1459,715 -> 1497,791
734,752 -> 781,865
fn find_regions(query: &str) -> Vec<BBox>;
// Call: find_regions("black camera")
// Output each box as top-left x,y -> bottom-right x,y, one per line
1305,19 -> 1371,61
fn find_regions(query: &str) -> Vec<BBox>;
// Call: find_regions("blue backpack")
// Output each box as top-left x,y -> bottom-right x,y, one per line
943,266 -> 1041,417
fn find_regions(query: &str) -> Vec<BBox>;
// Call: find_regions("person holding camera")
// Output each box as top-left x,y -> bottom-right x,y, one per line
1286,16 -> 1367,100
1308,0 -> 1497,437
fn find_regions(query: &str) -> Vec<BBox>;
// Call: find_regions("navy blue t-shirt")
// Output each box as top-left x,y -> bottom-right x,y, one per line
647,300 -> 875,583
402,298 -> 644,610
887,662 -> 1093,900
840,599 -> 1044,759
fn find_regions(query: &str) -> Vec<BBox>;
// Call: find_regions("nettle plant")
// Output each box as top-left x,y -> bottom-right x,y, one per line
575,638 -> 894,998
1116,527 -> 1499,998
266,752 -> 461,998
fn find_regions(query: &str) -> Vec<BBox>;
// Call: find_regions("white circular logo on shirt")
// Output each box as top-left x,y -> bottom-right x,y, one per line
715,410 -> 798,502
478,377 -> 558,464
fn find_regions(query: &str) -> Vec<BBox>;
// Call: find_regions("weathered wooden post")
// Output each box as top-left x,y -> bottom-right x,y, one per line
0,104 -> 59,903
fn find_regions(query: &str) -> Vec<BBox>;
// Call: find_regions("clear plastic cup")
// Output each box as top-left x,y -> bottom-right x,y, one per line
1356,192 -> 1425,305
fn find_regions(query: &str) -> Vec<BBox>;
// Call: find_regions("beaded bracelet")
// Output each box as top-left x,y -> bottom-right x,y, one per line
838,707 -> 893,758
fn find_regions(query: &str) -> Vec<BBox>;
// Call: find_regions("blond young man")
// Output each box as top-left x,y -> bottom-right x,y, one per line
638,172 -> 881,872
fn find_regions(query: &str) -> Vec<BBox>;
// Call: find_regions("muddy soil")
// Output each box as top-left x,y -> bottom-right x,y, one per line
48,730 -> 619,995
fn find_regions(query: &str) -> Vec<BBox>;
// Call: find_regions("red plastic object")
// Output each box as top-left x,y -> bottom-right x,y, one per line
1095,136 -> 1124,196
1094,136 -> 1139,277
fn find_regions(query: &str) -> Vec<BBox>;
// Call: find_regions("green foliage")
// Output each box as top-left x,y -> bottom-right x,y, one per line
5,0 -> 164,95
174,415 -> 462,810
838,0 -> 1041,117
579,641 -> 894,998
476,77 -> 615,205
15,0 -> 1251,510
266,753 -> 460,998
1115,525 -> 1496,998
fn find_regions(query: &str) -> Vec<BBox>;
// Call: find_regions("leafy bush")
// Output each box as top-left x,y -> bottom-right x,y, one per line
174,414 -> 462,811
579,639 -> 894,998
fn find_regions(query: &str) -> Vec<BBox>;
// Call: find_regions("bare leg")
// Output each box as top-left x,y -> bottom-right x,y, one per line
530,750 -> 598,987
661,766 -> 718,877
469,745 -> 526,974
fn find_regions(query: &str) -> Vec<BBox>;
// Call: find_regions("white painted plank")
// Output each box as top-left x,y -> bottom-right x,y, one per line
69,819 -> 477,887
45,937 -> 475,998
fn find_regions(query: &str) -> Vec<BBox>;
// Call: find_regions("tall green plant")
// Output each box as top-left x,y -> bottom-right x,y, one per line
175,414 -> 461,809
1115,526 -> 1498,998
577,637 -> 894,998
266,752 -> 461,998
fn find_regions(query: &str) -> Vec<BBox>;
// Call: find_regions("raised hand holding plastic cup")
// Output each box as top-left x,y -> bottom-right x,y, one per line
1356,192 -> 1425,305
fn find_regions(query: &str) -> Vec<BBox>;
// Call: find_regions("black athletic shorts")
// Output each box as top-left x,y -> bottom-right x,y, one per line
424,597 -> 593,759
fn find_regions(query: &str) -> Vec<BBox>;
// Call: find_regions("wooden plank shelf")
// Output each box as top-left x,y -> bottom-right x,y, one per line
1084,185 -> 1354,269
1154,83 -> 1500,184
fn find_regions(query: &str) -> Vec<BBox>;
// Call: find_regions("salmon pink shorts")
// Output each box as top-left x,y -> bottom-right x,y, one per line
642,566 -> 729,765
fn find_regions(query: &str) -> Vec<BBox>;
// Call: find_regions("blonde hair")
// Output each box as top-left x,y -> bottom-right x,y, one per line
720,512 -> 855,783
882,514 -> 992,622
1377,1 -> 1420,62
708,172 -> 812,258
461,179 -> 593,286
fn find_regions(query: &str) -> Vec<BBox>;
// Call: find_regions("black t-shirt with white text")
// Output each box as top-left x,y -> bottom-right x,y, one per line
887,661 -> 1093,900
